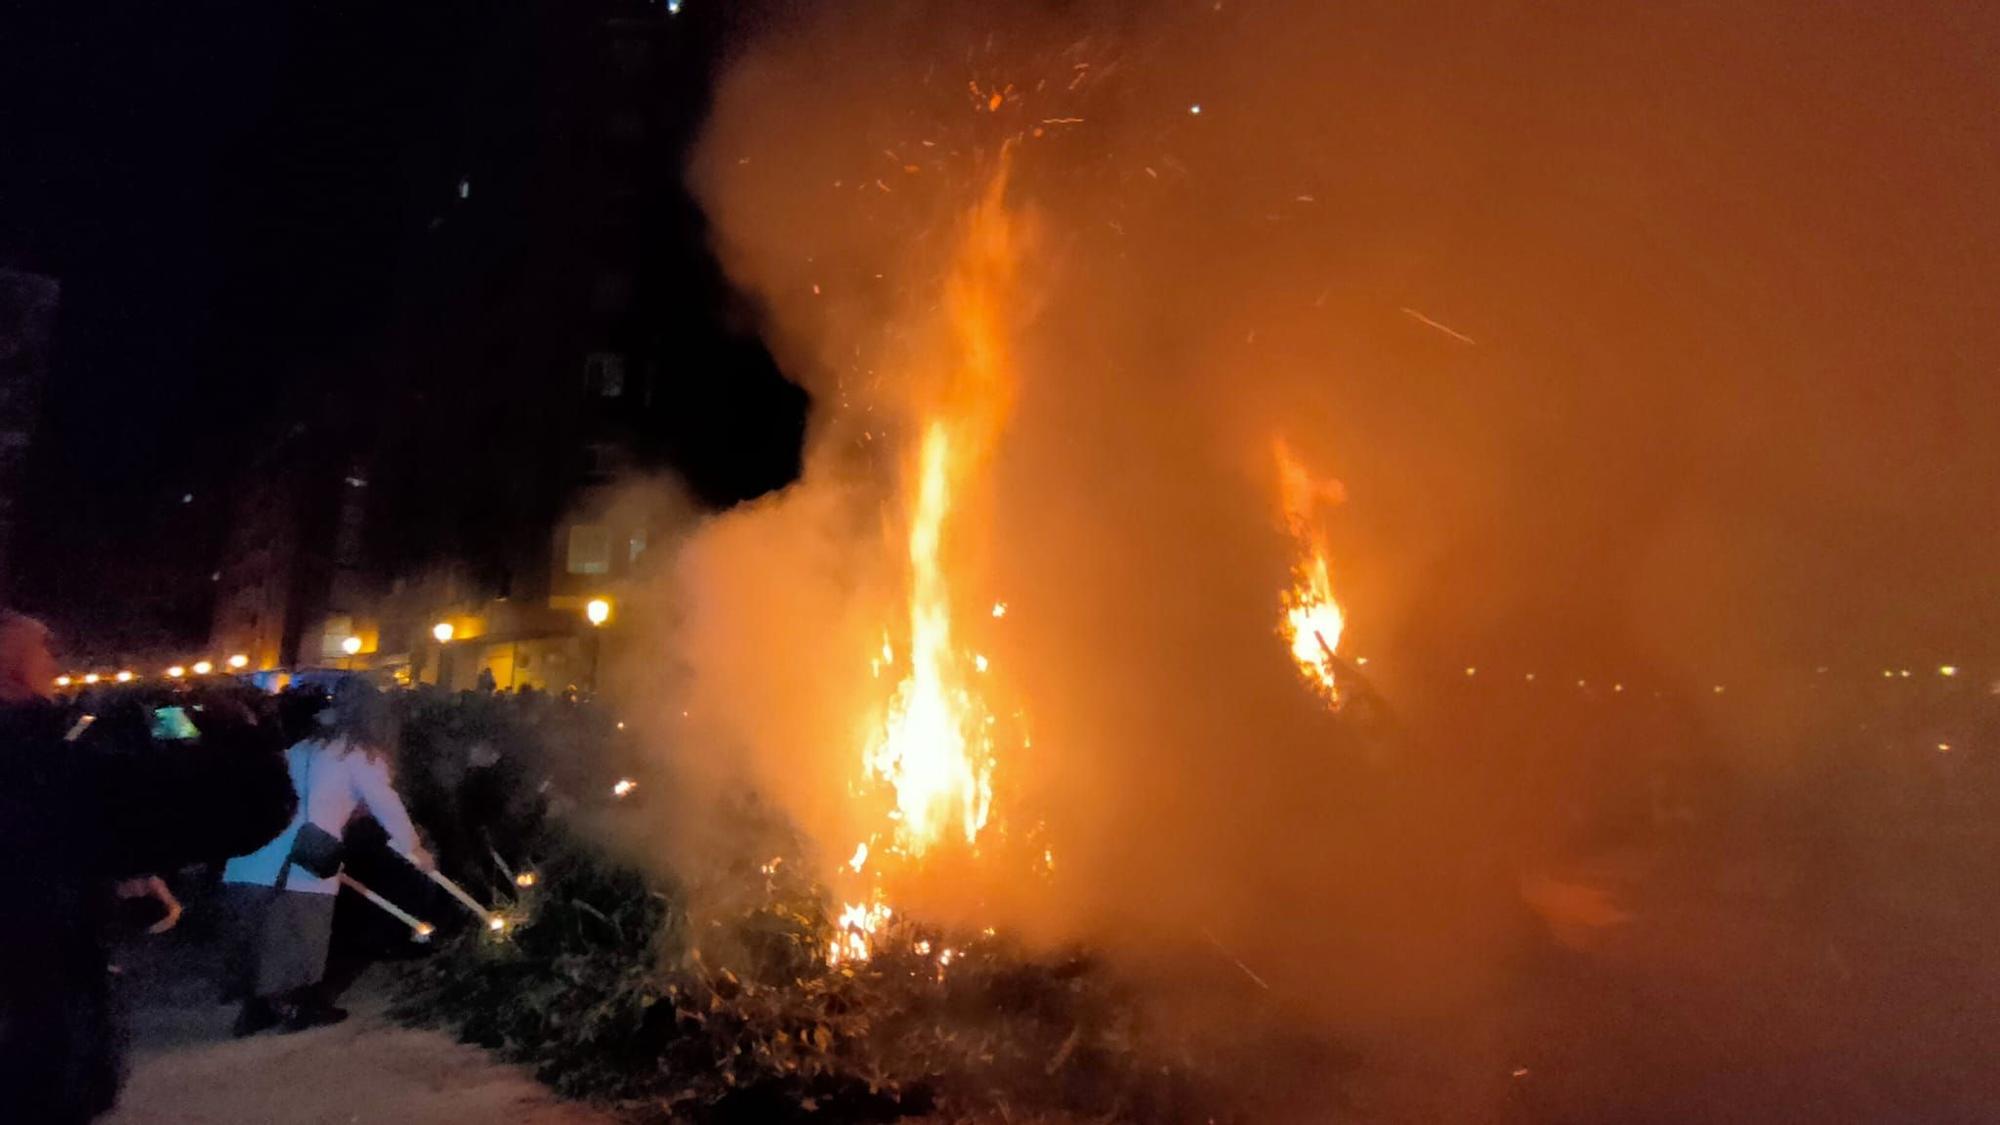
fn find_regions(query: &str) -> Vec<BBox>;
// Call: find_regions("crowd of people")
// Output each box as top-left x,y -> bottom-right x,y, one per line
0,611 -> 621,1123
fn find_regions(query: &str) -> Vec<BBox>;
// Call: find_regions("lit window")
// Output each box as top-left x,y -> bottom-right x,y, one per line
567,525 -> 611,575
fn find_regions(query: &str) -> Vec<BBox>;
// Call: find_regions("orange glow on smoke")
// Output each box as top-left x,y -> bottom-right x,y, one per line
1274,438 -> 1347,707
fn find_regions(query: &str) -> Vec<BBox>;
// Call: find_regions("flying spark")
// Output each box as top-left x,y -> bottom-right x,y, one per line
1399,306 -> 1477,345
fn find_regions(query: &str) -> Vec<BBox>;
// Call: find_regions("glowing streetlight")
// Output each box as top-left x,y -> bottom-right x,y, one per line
612,777 -> 637,798
82,673 -> 100,685
55,675 -> 72,688
227,653 -> 249,669
114,671 -> 134,683
341,635 -> 363,656
584,598 -> 611,627
432,621 -> 455,643
1940,665 -> 1959,677
166,666 -> 185,679
191,660 -> 213,676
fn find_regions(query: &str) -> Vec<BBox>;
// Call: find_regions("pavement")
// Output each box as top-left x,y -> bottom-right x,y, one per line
99,906 -> 614,1125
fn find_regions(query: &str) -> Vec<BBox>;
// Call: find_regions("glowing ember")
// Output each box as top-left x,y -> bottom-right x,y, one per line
1273,438 -> 1347,707
611,778 -> 637,798
514,871 -> 538,888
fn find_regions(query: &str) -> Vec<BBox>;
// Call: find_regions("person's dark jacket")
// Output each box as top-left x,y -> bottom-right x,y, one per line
0,697 -> 294,1123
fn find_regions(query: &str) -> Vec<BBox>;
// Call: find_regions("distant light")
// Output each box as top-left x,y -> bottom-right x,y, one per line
1524,673 -> 1536,682
432,622 -> 455,643
1937,742 -> 1953,753
228,654 -> 249,669
585,598 -> 611,627
1355,656 -> 1369,666
1713,684 -> 1725,694
166,666 -> 185,679
666,0 -> 683,12
191,660 -> 213,676
1613,683 -> 1624,693
612,777 -> 637,798
55,675 -> 72,688
180,493 -> 193,504
115,671 -> 134,683
1939,665 -> 1959,677
487,916 -> 508,932
83,673 -> 101,685
414,922 -> 435,938
1188,103 -> 1203,115
616,720 -> 626,730
1464,666 -> 1477,677
456,177 -> 470,199
341,635 -> 363,656
991,601 -> 1008,618
514,872 -> 538,888
1899,669 -> 1912,678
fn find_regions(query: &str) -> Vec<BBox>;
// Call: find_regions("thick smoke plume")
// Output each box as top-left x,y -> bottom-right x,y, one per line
618,0 -> 2000,1111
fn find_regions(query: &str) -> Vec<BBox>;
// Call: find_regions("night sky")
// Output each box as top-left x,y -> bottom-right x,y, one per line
1,1 -> 802,651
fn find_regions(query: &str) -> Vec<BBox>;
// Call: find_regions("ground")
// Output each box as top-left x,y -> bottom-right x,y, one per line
100,915 -> 615,1125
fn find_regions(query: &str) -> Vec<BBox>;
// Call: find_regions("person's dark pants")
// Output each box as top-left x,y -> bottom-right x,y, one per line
217,882 -> 336,1001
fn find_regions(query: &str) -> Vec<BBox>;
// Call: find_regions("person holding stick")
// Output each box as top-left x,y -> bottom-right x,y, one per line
220,679 -> 434,1034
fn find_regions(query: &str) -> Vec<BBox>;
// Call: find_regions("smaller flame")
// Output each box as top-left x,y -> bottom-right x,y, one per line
830,900 -> 892,965
612,778 -> 637,798
848,842 -> 869,873
1273,438 -> 1346,706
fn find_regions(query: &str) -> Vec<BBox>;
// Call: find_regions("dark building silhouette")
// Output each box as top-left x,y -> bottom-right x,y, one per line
206,0 -> 805,685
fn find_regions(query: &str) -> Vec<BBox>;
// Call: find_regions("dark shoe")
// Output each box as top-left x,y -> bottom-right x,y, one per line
280,1003 -> 349,1033
232,999 -> 282,1038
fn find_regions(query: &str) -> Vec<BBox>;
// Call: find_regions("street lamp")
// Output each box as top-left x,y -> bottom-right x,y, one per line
82,673 -> 100,685
583,598 -> 612,694
115,671 -> 134,683
192,660 -> 213,676
227,653 -> 249,670
166,666 -> 185,679
341,636 -> 363,656
432,621 -> 455,643
55,675 -> 72,688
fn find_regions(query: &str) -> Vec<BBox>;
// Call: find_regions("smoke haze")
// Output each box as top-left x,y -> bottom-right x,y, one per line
616,2 -> 2000,1116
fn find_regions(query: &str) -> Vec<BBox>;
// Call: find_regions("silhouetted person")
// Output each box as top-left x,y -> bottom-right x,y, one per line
0,611 -> 293,1122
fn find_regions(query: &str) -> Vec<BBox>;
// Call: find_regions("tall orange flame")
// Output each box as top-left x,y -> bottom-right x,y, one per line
835,165 -> 1022,962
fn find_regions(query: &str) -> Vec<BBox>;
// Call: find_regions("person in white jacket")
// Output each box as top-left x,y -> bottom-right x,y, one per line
220,682 -> 432,1034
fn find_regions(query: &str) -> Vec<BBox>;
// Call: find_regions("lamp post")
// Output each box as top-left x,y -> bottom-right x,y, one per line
584,598 -> 610,693
431,622 -> 454,687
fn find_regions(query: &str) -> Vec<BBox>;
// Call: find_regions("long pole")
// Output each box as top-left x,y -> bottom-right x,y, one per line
424,868 -> 496,925
337,873 -> 433,939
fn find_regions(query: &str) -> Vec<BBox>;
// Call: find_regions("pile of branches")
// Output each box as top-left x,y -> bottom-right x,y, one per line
390,822 -> 1234,1123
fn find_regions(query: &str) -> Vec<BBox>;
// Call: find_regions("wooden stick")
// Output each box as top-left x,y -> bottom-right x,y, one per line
337,873 -> 432,939
486,845 -> 516,883
425,869 -> 496,924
